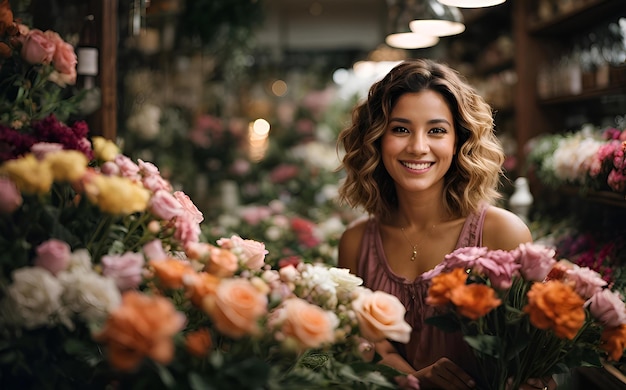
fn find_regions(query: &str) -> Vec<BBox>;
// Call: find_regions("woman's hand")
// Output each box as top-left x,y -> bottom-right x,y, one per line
413,357 -> 476,389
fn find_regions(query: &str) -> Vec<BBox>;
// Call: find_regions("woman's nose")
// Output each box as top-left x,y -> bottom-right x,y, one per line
406,132 -> 429,154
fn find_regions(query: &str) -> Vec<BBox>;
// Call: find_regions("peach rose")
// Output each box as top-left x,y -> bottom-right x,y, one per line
426,268 -> 468,306
206,245 -> 238,277
217,235 -> 268,270
185,328 -> 213,358
523,280 -> 585,340
278,298 -> 338,350
183,271 -> 220,307
93,291 -> 186,371
352,289 -> 412,343
450,283 -> 502,320
44,30 -> 77,76
202,278 -> 267,339
150,258 -> 195,290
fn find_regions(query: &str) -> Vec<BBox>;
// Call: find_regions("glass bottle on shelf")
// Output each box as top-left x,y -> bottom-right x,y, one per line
75,11 -> 101,116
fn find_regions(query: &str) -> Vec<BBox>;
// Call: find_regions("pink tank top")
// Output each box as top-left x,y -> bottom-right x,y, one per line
356,206 -> 488,374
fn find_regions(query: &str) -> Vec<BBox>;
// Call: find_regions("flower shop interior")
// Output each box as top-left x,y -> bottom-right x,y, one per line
2,0 -> 626,389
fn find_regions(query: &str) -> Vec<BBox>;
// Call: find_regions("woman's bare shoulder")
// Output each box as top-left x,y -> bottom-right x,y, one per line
482,206 -> 533,251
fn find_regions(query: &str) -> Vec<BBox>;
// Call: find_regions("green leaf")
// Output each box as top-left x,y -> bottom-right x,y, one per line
424,314 -> 461,332
463,334 -> 502,358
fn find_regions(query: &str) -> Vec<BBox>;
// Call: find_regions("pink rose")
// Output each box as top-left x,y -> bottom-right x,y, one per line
30,142 -> 63,159
114,154 -> 141,180
21,29 -> 55,65
143,239 -> 168,262
514,243 -> 556,282
566,266 -> 607,299
149,189 -> 183,221
101,252 -> 145,290
100,161 -> 120,176
443,246 -> 489,271
587,289 -> 626,328
217,235 -> 268,270
34,239 -> 71,275
173,216 -> 201,246
174,191 -> 203,224
142,174 -> 172,192
202,278 -> 267,338
474,249 -> 521,290
276,298 -> 338,350
352,289 -> 412,343
0,177 -> 22,214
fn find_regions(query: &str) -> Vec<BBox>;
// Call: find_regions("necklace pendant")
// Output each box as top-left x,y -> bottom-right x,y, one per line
410,249 -> 417,262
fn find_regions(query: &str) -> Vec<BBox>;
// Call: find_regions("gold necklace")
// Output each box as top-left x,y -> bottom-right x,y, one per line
400,227 -> 419,262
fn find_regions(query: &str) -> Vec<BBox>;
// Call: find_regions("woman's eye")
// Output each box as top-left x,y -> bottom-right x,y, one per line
391,126 -> 409,134
429,127 -> 447,134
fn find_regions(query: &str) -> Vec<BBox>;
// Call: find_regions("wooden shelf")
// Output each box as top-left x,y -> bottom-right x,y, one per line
538,83 -> 626,105
559,185 -> 626,209
528,0 -> 625,35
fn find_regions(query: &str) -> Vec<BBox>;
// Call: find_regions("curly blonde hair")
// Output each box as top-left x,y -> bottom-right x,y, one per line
337,58 -> 504,218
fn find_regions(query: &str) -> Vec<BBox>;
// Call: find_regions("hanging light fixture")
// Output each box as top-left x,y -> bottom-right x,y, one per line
408,0 -> 465,37
385,0 -> 440,49
437,0 -> 506,7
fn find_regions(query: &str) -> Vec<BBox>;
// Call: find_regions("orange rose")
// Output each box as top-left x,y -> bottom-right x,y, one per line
93,291 -> 186,371
279,298 -> 338,350
450,283 -> 502,320
600,324 -> 626,361
150,258 -> 195,290
202,278 -> 267,338
184,271 -> 220,307
426,268 -> 468,306
185,328 -> 213,358
523,280 -> 585,340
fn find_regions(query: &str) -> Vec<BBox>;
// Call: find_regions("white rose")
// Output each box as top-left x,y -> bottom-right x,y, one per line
59,270 -> 122,325
6,267 -> 66,329
329,267 -> 363,295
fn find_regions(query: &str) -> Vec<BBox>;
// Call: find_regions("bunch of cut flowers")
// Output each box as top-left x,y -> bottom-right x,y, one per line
0,0 -> 83,128
424,242 -> 626,390
0,119 -> 416,389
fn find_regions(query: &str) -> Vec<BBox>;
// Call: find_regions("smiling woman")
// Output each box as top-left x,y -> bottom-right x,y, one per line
336,58 -> 545,389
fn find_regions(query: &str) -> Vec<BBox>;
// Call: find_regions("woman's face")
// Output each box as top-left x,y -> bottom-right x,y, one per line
381,90 -> 456,195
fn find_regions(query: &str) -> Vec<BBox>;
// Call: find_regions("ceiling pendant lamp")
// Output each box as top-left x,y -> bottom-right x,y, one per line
385,32 -> 439,49
437,0 -> 506,7
408,0 -> 465,37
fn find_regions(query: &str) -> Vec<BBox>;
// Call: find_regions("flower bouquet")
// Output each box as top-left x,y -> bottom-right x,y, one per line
424,243 -> 626,390
0,0 -> 82,127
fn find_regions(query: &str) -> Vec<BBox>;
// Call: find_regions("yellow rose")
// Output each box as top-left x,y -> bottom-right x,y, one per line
92,136 -> 119,161
0,154 -> 53,194
84,174 -> 150,215
44,150 -> 88,182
